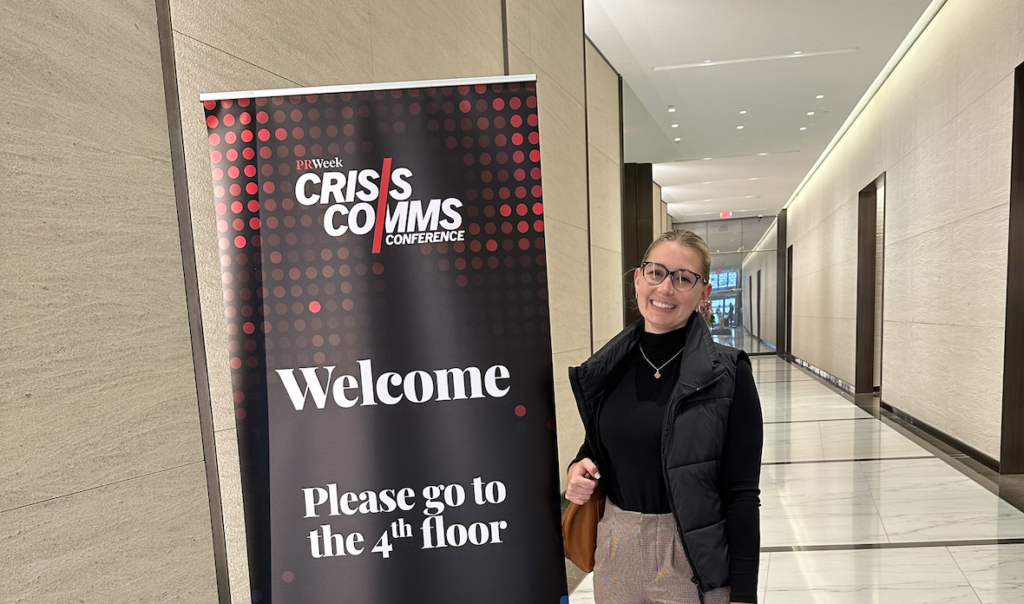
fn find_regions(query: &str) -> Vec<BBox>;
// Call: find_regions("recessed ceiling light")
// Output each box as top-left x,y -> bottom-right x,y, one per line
739,110 -> 747,114
793,50 -> 802,55
736,125 -> 744,129
704,59 -> 712,64
671,123 -> 679,128
758,152 -> 769,156
668,105 -> 676,112
800,127 -> 807,131
807,111 -> 815,115
703,157 -> 712,160
674,137 -> 681,142
816,94 -> 824,99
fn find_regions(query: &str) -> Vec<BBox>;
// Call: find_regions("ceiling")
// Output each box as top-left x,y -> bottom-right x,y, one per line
584,0 -> 934,222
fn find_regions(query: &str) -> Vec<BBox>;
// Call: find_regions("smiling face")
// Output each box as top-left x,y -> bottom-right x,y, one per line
634,241 -> 712,334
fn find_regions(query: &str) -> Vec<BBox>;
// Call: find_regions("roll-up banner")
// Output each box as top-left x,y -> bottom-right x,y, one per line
200,75 -> 565,604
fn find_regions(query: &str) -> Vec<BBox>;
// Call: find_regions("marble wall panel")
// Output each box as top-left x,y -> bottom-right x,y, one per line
883,112 -> 959,246
882,235 -> 915,326
546,217 -> 593,354
589,150 -> 623,252
884,53 -> 919,166
535,70 -> 589,230
0,463 -> 218,602
0,0 -> 205,513
171,0 -> 505,86
506,40 -> 533,76
955,0 -> 1020,114
807,316 -> 855,384
591,245 -> 625,345
911,6 -> 960,150
956,74 -> 1014,220
584,41 -> 619,164
883,321 -> 1004,459
506,0 -> 584,105
552,346 -> 592,490
213,429 -> 250,601
367,0 -> 504,82
169,0 -> 372,86
905,207 -> 1009,329
1020,0 -> 1024,63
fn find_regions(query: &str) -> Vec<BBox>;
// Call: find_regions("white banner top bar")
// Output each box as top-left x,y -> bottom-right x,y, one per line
199,74 -> 538,102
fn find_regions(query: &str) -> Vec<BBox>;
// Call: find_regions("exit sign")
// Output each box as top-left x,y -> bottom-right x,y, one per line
720,210 -> 733,218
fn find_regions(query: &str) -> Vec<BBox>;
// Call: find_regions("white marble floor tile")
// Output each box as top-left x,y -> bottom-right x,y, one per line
765,547 -> 968,589
762,421 -> 826,463
763,419 -> 933,463
882,506 -> 1024,542
818,420 -> 933,460
753,369 -> 817,384
759,552 -> 771,603
761,513 -> 891,548
949,544 -> 1024,584
764,583 -> 982,604
969,583 -> 1024,604
762,400 -> 874,423
570,572 -> 594,603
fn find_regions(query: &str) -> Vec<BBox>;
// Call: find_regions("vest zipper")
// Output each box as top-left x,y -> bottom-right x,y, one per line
568,368 -> 603,471
660,372 -> 725,604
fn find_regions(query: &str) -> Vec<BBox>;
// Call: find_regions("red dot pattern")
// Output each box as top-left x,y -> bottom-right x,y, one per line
204,80 -> 549,427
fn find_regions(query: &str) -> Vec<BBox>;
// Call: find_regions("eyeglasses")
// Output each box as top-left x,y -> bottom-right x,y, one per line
640,261 -> 706,292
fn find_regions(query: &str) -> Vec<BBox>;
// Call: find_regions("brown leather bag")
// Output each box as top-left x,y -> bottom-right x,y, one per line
561,477 -> 605,573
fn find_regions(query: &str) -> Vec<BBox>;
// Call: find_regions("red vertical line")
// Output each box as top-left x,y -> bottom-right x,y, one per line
372,157 -> 393,253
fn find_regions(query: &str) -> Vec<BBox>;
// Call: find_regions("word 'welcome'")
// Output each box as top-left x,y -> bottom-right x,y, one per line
275,361 -> 511,410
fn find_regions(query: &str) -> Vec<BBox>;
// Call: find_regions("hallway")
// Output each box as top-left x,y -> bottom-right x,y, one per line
570,355 -> 1024,603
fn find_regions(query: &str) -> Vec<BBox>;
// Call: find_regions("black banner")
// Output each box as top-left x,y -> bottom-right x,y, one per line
202,76 -> 566,604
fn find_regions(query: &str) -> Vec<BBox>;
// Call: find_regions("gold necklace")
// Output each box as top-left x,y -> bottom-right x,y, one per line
638,344 -> 685,379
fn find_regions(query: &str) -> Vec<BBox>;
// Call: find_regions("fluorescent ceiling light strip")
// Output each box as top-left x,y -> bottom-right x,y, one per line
652,48 -> 857,72
781,0 -> 949,213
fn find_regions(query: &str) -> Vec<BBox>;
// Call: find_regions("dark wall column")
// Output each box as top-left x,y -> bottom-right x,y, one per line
776,209 -> 788,358
856,183 -> 878,395
622,163 -> 654,325
1001,62 -> 1024,474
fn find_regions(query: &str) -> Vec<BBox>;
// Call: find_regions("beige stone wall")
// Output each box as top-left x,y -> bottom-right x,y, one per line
781,0 -> 1020,458
587,40 -> 624,355
0,0 -> 218,601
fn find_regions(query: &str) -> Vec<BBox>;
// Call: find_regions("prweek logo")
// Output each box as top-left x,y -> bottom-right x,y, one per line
294,157 -> 465,252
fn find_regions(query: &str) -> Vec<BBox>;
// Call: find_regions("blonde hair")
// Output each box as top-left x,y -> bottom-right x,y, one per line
642,229 -> 712,281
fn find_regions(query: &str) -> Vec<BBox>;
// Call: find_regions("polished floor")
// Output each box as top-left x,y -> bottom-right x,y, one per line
569,355 -> 1024,603
711,326 -> 775,355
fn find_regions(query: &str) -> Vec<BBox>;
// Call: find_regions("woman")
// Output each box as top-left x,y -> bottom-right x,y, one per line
566,230 -> 763,604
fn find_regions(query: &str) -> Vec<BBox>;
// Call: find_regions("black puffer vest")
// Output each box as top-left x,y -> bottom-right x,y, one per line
568,314 -> 748,598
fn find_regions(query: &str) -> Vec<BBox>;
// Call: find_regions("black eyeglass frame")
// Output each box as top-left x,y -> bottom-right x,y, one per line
639,261 -> 707,292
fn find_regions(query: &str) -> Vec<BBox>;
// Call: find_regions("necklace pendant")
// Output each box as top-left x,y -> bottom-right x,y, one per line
654,370 -> 661,379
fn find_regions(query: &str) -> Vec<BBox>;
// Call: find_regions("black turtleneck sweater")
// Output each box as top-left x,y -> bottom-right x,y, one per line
572,322 -> 763,603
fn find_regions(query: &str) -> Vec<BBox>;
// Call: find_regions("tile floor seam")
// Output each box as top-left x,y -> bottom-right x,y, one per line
946,545 -> 985,604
